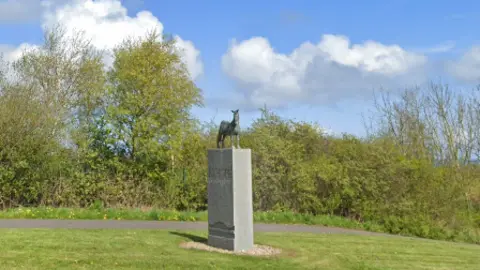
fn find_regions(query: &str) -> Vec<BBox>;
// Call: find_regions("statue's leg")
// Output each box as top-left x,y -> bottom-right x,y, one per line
221,136 -> 225,148
237,134 -> 241,148
230,135 -> 235,148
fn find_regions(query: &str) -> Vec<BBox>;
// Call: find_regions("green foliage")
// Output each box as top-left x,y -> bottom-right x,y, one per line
0,26 -> 479,244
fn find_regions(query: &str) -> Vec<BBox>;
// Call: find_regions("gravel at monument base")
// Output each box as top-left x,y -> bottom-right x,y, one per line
179,242 -> 282,256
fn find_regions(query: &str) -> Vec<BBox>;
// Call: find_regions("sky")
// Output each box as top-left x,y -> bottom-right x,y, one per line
1,0 -> 480,137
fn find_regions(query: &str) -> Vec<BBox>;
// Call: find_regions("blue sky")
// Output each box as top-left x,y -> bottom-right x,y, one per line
1,0 -> 480,137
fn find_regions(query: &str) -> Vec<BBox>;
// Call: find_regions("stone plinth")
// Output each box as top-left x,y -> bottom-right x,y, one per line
207,148 -> 254,251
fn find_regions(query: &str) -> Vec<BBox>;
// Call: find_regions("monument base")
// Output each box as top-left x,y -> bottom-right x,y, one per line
207,234 -> 234,250
207,148 -> 254,251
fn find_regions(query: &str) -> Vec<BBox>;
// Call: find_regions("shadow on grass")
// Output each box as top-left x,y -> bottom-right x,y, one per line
169,231 -> 207,243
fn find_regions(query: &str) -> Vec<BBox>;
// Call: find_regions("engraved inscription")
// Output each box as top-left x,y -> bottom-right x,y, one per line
208,167 -> 232,180
208,164 -> 233,228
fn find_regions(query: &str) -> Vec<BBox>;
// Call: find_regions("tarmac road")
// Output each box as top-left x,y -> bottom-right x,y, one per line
0,219 -> 393,237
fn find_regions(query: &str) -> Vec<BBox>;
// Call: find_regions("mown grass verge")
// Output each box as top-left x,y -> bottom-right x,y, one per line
0,206 -> 479,245
0,229 -> 479,270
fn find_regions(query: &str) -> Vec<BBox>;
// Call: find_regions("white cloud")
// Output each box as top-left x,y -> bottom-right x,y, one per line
2,0 -> 203,80
174,36 -> 203,80
0,0 -> 49,23
222,35 -> 427,108
426,41 -> 456,53
447,46 -> 480,83
414,41 -> 456,54
0,43 -> 39,62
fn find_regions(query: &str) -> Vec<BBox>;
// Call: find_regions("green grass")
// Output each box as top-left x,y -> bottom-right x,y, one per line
0,206 -> 478,245
0,229 -> 478,270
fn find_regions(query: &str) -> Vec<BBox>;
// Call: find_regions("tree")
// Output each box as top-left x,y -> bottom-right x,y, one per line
368,82 -> 478,166
106,30 -> 203,201
0,25 -> 107,207
11,25 -> 106,149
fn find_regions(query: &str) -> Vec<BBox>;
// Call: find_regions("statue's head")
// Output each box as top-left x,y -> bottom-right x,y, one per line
231,109 -> 239,123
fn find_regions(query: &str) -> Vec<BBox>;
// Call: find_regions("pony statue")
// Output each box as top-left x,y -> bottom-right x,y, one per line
216,109 -> 241,149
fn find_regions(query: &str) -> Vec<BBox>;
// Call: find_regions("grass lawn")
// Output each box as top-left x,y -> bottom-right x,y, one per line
0,229 -> 478,270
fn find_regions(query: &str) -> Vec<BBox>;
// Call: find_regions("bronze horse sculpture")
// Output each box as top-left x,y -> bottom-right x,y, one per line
217,109 -> 241,148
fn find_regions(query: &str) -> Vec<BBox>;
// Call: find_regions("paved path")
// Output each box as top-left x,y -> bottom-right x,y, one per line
0,219 -> 393,237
